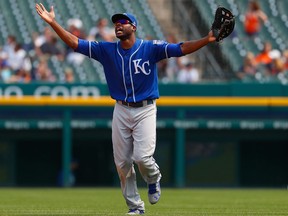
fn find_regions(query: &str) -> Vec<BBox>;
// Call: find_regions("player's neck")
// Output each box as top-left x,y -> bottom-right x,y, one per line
120,36 -> 136,50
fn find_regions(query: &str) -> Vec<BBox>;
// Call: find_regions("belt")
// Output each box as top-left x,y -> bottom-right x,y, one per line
117,99 -> 154,108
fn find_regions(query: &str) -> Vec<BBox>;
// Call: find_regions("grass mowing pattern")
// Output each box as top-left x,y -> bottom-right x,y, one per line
0,188 -> 287,215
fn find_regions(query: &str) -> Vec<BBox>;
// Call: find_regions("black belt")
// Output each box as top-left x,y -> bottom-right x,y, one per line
117,99 -> 154,108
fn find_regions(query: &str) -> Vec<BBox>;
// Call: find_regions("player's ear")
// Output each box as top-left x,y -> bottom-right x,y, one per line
132,26 -> 136,32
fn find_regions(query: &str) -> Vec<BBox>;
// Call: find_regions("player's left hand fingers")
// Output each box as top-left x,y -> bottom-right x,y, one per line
35,4 -> 42,15
39,3 -> 46,12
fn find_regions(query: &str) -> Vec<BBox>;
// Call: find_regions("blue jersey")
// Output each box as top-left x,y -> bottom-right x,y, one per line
75,38 -> 183,102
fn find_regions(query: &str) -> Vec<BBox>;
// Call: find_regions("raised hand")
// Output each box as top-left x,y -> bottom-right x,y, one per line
35,3 -> 55,24
208,30 -> 216,42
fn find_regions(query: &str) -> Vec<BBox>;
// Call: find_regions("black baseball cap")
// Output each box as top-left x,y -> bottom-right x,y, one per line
111,13 -> 137,28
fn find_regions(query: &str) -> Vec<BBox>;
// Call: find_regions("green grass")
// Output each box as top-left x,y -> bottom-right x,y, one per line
0,188 -> 287,215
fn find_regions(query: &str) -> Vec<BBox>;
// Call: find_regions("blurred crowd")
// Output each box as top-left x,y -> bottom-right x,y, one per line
2,0 -> 286,85
237,42 -> 288,83
237,0 -> 288,83
0,16 -> 200,84
1,29 -> 65,83
0,17 -> 112,84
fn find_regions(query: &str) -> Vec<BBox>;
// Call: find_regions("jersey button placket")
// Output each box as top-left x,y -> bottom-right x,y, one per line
124,55 -> 133,102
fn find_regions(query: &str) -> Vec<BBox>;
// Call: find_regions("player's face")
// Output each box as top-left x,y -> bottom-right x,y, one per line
114,19 -> 135,40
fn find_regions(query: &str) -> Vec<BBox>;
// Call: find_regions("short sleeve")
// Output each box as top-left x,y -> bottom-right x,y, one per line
75,39 -> 90,56
75,39 -> 101,61
152,40 -> 184,62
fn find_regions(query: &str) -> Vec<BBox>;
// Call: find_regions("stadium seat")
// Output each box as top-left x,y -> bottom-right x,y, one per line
0,0 -> 165,83
190,0 -> 287,80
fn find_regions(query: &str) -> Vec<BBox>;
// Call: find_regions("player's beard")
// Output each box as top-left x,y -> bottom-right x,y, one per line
115,28 -> 133,41
116,33 -> 131,40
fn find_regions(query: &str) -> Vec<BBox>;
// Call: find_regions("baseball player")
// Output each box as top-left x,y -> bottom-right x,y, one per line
35,3 -> 216,215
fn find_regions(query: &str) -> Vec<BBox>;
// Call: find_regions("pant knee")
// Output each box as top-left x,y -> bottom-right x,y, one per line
134,156 -> 151,167
115,160 -> 133,176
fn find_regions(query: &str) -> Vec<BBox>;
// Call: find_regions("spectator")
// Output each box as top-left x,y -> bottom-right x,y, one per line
9,68 -> 31,83
40,35 -> 64,60
277,50 -> 288,83
34,27 -> 50,49
67,18 -> 86,39
254,41 -> 273,66
3,35 -> 17,57
253,42 -> 284,80
177,61 -> 200,83
0,50 -> 13,83
282,50 -> 288,70
244,0 -> 267,37
156,60 -> 167,82
87,18 -> 115,42
0,64 -> 13,83
0,45 -> 31,83
7,43 -> 31,73
35,27 -> 64,61
64,19 -> 87,66
270,56 -> 285,76
64,67 -> 75,83
163,34 -> 184,82
34,57 -> 56,82
237,52 -> 258,80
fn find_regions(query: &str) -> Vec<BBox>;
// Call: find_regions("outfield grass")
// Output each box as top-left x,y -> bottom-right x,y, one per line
0,188 -> 287,215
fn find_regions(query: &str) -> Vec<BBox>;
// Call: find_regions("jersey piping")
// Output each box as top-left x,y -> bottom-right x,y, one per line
129,40 -> 144,102
165,44 -> 169,59
116,43 -> 128,101
88,41 -> 91,58
116,39 -> 144,103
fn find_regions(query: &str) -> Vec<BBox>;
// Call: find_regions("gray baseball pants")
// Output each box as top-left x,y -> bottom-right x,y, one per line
112,101 -> 161,210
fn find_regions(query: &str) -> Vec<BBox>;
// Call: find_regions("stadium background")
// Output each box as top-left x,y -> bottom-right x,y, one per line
0,0 -> 287,188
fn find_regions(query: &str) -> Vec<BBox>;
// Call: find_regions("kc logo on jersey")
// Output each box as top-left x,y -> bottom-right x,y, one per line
133,59 -> 151,75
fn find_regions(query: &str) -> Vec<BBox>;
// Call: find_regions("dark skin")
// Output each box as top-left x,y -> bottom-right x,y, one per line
114,21 -> 137,49
35,3 -> 216,53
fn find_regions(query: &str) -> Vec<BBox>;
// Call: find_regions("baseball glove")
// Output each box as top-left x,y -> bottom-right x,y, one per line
211,7 -> 235,42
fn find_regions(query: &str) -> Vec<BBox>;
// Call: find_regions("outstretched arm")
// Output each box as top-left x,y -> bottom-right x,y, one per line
35,3 -> 78,50
180,31 -> 216,55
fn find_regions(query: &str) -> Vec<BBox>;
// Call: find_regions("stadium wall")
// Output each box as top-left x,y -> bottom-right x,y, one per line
0,82 -> 288,97
0,83 -> 287,188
